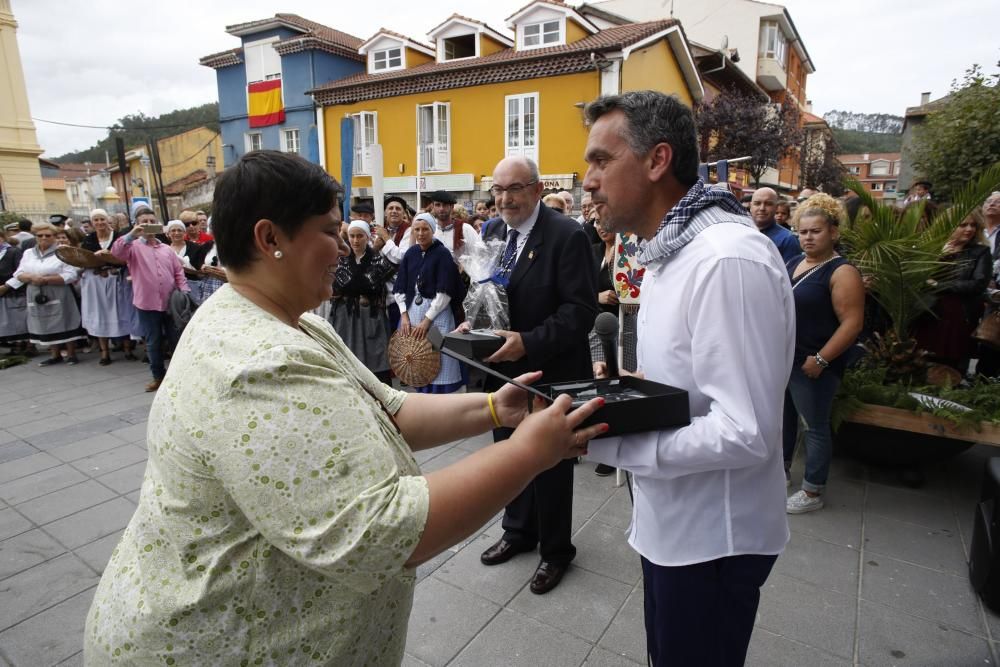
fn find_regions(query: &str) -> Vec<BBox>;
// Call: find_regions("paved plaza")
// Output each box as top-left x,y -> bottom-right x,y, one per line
1,351 -> 1000,665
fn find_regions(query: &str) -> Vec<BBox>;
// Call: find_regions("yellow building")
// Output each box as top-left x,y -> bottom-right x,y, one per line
310,1 -> 702,209
107,127 -> 222,218
0,0 -> 47,219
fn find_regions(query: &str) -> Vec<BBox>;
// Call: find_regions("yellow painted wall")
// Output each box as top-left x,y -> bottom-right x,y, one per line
479,34 -> 506,57
406,48 -> 434,68
325,71 -> 599,187
42,184 -> 69,212
621,39 -> 693,107
0,152 -> 46,212
156,127 -> 223,187
565,20 -> 590,44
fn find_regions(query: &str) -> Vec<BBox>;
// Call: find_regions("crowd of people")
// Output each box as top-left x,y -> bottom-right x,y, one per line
2,91 -> 997,665
1,206 -> 220,391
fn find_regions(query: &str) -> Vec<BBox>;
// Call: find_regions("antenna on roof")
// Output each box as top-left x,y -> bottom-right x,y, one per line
661,0 -> 675,16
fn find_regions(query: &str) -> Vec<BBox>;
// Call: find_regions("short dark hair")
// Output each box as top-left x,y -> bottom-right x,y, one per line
18,218 -> 32,232
212,151 -> 343,271
585,90 -> 699,187
776,201 -> 791,214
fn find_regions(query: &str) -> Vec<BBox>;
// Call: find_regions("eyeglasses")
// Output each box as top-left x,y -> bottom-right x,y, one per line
184,222 -> 198,227
489,180 -> 538,197
35,234 -> 54,238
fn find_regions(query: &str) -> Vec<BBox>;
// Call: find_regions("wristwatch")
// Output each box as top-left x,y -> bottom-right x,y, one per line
814,353 -> 830,369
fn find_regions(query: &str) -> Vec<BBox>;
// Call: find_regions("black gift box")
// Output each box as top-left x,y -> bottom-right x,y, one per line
441,330 -> 505,359
425,326 -> 690,439
537,377 -> 690,438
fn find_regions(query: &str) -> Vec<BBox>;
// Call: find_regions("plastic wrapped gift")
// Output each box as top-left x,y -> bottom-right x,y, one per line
451,238 -> 509,358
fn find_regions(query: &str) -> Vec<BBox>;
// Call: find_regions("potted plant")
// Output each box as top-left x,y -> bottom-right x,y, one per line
832,163 -> 1000,471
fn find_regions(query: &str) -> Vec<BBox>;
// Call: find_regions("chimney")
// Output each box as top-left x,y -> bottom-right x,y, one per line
805,100 -> 813,113
920,91 -> 931,105
862,153 -> 869,161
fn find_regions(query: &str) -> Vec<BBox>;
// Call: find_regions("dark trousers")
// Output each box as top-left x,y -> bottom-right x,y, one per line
495,427 -> 576,564
136,308 -> 168,380
642,553 -> 777,667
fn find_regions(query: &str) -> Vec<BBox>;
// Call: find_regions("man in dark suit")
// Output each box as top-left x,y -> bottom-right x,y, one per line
472,156 -> 598,594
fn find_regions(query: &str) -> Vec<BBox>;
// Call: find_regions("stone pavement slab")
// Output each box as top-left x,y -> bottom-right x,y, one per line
2,352 -> 1000,666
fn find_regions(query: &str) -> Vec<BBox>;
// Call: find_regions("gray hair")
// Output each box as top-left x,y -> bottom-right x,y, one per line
584,90 -> 699,187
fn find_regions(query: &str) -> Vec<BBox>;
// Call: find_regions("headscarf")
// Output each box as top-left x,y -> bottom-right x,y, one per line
165,220 -> 186,235
412,212 -> 437,233
347,220 -> 372,238
89,208 -> 109,220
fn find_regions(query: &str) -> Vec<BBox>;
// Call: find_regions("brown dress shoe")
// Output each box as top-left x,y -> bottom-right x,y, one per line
530,561 -> 568,594
145,379 -> 162,392
480,539 -> 534,566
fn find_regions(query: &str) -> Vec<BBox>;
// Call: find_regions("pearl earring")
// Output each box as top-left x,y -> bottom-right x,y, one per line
273,250 -> 283,259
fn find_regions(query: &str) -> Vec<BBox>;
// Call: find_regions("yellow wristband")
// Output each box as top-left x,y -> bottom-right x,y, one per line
487,393 -> 502,429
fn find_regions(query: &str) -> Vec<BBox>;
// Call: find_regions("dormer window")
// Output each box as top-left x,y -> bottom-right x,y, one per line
523,19 -> 561,48
372,47 -> 403,72
442,34 -> 476,61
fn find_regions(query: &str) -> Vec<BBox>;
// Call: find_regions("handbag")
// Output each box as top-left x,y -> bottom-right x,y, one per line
974,310 -> 1000,350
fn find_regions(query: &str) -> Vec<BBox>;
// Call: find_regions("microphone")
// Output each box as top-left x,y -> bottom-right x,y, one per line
594,311 -> 619,379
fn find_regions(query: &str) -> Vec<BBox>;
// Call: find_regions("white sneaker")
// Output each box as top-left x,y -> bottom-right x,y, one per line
786,490 -> 824,514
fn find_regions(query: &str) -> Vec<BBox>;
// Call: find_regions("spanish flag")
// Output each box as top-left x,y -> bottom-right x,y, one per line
248,80 -> 285,128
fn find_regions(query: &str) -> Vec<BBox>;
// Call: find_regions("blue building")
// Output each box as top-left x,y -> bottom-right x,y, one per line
199,14 -> 365,168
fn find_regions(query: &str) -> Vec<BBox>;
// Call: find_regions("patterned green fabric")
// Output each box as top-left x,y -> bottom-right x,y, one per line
85,285 -> 429,665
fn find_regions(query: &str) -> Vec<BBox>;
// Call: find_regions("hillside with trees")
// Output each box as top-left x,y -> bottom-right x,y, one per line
53,103 -> 219,163
823,110 -> 903,155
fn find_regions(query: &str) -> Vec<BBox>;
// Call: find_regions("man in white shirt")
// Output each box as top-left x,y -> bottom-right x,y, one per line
582,91 -> 794,666
427,190 -> 482,258
373,195 -> 414,332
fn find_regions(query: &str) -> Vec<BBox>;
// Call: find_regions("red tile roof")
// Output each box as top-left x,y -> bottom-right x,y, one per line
838,152 -> 901,163
199,48 -> 242,69
310,19 -> 678,106
202,14 -> 363,68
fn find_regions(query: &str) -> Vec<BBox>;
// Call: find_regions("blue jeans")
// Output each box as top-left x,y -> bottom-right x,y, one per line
782,365 -> 840,494
136,308 -> 167,381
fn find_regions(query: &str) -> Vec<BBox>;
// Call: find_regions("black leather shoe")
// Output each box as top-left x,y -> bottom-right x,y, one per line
594,463 -> 615,477
530,561 -> 568,594
480,539 -> 534,566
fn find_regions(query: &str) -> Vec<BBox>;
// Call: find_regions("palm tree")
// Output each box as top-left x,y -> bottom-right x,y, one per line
840,162 -> 1000,380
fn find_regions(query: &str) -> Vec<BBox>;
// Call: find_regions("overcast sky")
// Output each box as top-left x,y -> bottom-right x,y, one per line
12,0 -> 999,158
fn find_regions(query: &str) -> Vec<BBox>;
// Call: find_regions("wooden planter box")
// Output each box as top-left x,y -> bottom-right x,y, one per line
846,404 -> 1000,446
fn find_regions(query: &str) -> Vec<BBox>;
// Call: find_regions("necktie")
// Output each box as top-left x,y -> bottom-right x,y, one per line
499,229 -> 519,275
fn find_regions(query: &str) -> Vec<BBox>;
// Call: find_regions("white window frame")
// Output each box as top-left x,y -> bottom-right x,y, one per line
245,132 -> 263,152
505,93 -> 539,163
418,102 -> 450,173
280,128 -> 300,154
522,19 -> 563,49
351,112 -> 378,176
244,37 -> 282,84
870,161 -> 890,176
886,182 -> 897,193
870,182 -> 884,191
758,22 -> 787,69
847,166 -> 861,175
372,47 -> 404,72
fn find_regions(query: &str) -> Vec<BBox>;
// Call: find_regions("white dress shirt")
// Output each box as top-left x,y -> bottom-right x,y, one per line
588,221 -> 795,566
503,201 -> 541,263
435,221 -> 483,257
7,246 -> 80,289
379,227 -> 413,266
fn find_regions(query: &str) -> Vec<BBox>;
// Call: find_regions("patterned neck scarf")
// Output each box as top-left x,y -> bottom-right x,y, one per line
637,178 -> 751,266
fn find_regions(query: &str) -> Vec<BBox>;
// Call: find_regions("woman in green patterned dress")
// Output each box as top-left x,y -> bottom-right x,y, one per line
84,151 -> 606,666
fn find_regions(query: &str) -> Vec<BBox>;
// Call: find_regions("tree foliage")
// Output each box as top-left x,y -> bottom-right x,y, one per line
800,131 -> 846,194
54,103 -> 220,164
841,162 -> 1000,340
823,110 -> 903,134
912,63 -> 1000,202
831,128 -> 902,154
695,88 -> 802,186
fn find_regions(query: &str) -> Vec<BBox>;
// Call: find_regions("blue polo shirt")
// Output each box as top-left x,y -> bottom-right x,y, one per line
759,221 -> 802,264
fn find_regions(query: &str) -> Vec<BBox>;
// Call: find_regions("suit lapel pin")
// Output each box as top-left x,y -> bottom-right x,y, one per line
528,250 -> 535,260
